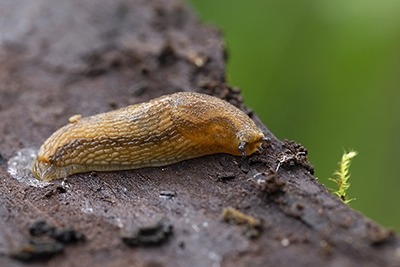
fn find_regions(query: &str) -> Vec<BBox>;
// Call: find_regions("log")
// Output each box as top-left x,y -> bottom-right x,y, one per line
0,0 -> 399,266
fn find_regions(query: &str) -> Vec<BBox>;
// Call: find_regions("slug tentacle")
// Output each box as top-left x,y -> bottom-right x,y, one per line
238,141 -> 247,157
32,92 -> 265,181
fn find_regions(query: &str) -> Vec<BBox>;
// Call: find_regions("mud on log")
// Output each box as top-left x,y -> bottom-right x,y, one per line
0,0 -> 399,266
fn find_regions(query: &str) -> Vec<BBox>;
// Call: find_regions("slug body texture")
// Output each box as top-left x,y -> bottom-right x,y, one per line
32,92 -> 265,181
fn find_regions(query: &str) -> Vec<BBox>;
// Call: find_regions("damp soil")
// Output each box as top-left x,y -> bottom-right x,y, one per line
0,1 -> 399,267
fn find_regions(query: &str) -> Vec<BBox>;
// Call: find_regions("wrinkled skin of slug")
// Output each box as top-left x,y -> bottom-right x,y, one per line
32,92 -> 265,181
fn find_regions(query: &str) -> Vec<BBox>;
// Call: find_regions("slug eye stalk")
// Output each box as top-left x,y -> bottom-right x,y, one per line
238,136 -> 271,157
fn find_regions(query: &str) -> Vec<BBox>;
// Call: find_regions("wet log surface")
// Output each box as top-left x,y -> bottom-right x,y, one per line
0,0 -> 399,266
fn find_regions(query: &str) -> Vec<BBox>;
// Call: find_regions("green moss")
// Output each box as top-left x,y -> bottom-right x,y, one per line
329,150 -> 358,204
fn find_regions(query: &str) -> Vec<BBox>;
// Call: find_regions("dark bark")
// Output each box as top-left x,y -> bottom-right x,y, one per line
0,0 -> 398,266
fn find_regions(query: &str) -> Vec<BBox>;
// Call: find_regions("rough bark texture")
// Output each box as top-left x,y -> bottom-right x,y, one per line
0,0 -> 399,266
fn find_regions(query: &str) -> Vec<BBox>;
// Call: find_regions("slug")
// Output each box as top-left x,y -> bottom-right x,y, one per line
32,92 -> 265,181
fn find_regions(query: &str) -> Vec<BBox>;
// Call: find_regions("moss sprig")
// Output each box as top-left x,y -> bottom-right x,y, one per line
329,150 -> 358,204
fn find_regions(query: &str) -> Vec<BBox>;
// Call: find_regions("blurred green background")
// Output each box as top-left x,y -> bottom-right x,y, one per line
189,0 -> 400,231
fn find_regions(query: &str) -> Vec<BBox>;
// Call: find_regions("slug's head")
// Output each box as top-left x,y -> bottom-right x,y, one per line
236,128 -> 267,157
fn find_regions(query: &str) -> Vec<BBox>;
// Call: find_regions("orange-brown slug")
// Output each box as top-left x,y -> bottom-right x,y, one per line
32,92 -> 265,181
